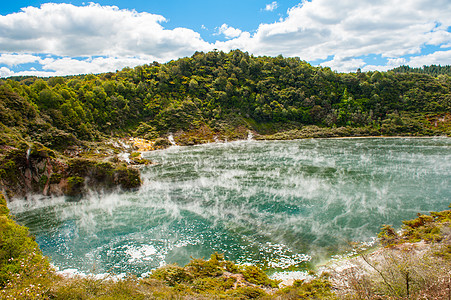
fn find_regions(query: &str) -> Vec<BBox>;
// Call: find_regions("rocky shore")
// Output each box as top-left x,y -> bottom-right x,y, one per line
0,139 -> 151,199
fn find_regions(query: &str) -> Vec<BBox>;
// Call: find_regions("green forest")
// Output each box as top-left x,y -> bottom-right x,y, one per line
391,64 -> 451,76
1,50 -> 450,151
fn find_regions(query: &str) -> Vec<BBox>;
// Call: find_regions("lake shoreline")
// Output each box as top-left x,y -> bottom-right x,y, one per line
133,133 -> 449,153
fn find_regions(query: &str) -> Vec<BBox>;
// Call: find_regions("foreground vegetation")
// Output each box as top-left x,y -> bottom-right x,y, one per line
1,190 -> 449,299
325,206 -> 451,299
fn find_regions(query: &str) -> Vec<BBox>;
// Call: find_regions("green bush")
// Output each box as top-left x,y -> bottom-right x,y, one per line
67,158 -> 97,177
49,173 -> 63,184
276,278 -> 336,299
65,176 -> 84,196
0,194 -> 9,216
380,208 -> 451,246
241,265 -> 279,288
150,264 -> 192,286
93,161 -> 114,181
186,256 -> 224,278
113,165 -> 142,189
0,193 -> 53,298
378,224 -> 400,246
130,152 -> 140,158
226,286 -> 267,299
191,276 -> 236,293
153,137 -> 171,148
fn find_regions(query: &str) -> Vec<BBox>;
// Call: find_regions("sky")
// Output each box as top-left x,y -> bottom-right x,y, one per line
0,0 -> 450,77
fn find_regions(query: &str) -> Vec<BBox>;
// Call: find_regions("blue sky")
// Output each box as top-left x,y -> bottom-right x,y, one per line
0,0 -> 450,77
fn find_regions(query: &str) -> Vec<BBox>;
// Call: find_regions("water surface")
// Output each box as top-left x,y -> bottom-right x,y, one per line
10,137 -> 451,275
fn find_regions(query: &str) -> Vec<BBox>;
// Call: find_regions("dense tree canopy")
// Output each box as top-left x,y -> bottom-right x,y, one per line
1,50 -> 450,149
391,65 -> 451,76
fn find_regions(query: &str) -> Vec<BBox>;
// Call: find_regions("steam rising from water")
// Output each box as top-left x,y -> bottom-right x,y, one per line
9,138 -> 451,275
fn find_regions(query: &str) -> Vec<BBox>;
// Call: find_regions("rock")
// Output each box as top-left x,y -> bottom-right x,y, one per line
0,143 -> 144,198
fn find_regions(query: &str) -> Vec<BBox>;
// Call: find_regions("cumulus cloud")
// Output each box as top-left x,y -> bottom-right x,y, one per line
407,50 -> 451,67
41,56 -> 153,75
0,54 -> 42,66
320,57 -> 366,73
217,24 -> 243,39
0,3 -> 211,60
3,56 -> 155,77
217,0 -> 451,69
264,2 -> 279,12
0,67 -> 14,77
7,70 -> 59,77
321,56 -> 413,73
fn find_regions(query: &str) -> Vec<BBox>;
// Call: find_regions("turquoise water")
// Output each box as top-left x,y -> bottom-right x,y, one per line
9,137 -> 451,276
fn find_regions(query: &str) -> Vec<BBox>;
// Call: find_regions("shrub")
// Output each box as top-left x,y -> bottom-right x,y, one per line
186,256 -> 224,278
276,278 -> 336,299
242,265 -> 279,288
191,277 -> 235,293
378,224 -> 399,246
379,208 -> 451,245
0,193 -> 54,298
150,264 -> 192,286
49,173 -> 62,184
92,161 -> 114,181
65,176 -> 84,196
153,137 -> 171,148
401,210 -> 451,243
226,286 -> 267,299
113,165 -> 142,189
340,206 -> 451,299
342,245 -> 451,299
0,194 -> 9,216
67,158 -> 97,177
130,152 -> 140,158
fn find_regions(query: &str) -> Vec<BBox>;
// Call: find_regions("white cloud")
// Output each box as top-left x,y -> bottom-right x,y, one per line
320,57 -> 366,73
217,24 -> 243,39
0,56 -> 159,78
41,56 -> 152,75
407,50 -> 451,67
217,0 -> 451,69
0,54 -> 41,66
0,67 -> 14,77
0,3 -> 211,61
387,57 -> 407,66
354,51 -> 451,73
264,2 -> 278,12
339,57 -> 409,73
7,70 -> 59,77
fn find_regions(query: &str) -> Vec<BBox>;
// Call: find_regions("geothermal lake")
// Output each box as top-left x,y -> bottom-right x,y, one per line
9,137 -> 451,276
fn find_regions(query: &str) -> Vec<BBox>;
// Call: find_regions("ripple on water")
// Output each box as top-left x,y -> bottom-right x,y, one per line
9,138 -> 451,275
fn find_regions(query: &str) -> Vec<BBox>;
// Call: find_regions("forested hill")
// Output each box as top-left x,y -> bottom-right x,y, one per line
391,65 -> 451,76
1,50 -> 451,150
